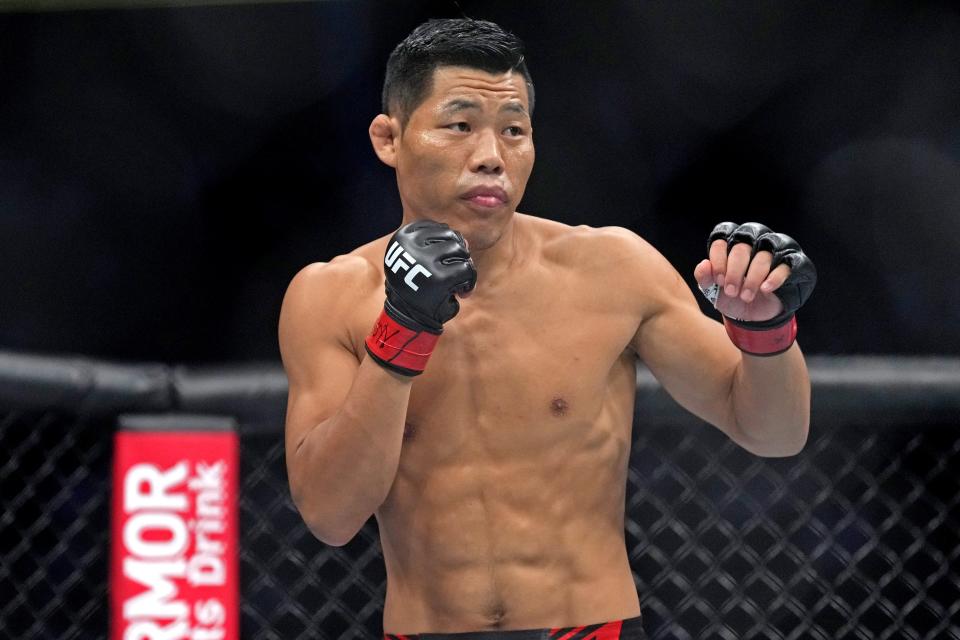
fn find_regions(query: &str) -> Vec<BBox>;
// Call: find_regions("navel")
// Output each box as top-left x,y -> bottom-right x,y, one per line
550,396 -> 569,417
484,602 -> 507,628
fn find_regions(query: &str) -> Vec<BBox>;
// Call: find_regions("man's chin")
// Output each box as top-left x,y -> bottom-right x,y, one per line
462,224 -> 507,252
408,206 -> 511,250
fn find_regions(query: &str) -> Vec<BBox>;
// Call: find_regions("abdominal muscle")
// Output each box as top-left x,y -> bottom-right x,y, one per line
356,216 -> 646,632
375,402 -> 641,633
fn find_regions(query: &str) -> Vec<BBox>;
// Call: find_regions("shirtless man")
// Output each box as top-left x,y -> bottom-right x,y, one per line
279,18 -> 816,639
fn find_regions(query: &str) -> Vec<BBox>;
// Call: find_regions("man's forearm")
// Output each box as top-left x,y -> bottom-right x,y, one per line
291,358 -> 412,545
729,343 -> 810,457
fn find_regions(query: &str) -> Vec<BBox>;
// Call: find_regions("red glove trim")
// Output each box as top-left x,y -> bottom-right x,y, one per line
723,315 -> 798,357
365,309 -> 440,375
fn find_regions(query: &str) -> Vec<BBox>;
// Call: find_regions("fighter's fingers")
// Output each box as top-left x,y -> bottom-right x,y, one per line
723,242 -> 752,297
694,259 -> 722,307
708,239 -> 728,288
740,251 -> 773,303
760,263 -> 792,294
694,258 -> 715,288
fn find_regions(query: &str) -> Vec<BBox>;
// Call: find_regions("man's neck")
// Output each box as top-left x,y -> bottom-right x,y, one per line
469,214 -> 523,289
399,212 -> 525,293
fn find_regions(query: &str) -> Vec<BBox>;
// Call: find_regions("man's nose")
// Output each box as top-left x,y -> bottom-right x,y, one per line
468,128 -> 503,175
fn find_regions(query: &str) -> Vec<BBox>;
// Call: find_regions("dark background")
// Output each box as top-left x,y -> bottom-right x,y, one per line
2,0 -> 959,364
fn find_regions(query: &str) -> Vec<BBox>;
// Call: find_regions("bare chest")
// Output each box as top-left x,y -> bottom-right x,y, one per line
395,281 -> 640,463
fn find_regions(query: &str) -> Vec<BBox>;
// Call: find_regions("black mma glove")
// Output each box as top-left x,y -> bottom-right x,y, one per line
703,222 -> 817,356
365,220 -> 477,376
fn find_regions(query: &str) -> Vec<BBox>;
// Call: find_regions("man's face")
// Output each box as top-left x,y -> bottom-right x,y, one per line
392,66 -> 535,250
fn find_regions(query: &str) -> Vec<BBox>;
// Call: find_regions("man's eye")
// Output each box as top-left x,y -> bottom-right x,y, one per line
448,122 -> 470,132
504,126 -> 523,136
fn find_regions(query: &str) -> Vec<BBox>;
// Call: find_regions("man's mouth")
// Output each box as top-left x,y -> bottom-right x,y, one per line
461,186 -> 508,208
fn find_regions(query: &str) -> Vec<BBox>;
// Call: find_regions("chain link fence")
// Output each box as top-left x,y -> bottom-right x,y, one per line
1,352 -> 959,639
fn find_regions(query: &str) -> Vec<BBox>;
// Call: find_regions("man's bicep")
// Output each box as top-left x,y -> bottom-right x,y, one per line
279,263 -> 363,468
284,344 -> 360,456
633,268 -> 743,435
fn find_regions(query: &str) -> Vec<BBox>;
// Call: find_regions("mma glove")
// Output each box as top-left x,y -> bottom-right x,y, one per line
365,220 -> 477,376
704,222 -> 817,356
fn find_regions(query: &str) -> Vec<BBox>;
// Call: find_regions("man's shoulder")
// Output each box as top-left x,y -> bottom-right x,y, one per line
284,239 -> 387,308
525,215 -> 667,273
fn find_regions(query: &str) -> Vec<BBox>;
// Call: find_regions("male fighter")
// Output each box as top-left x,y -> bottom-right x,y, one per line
279,18 -> 815,639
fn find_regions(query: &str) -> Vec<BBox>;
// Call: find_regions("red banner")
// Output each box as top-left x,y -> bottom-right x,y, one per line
110,428 -> 239,640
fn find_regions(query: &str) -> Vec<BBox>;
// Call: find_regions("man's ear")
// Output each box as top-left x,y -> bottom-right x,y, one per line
369,114 -> 401,168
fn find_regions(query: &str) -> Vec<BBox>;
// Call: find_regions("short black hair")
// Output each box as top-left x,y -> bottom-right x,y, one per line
382,18 -> 535,126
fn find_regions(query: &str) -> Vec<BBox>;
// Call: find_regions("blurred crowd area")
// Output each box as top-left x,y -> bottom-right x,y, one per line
1,0 -> 958,362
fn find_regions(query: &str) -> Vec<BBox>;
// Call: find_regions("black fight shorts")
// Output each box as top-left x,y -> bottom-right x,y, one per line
385,616 -> 648,640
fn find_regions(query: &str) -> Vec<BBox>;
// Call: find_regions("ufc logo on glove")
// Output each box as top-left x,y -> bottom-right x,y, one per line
365,221 -> 476,376
384,241 -> 433,291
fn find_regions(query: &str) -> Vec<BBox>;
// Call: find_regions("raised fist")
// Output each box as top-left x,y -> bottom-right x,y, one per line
365,220 -> 477,376
695,222 -> 816,356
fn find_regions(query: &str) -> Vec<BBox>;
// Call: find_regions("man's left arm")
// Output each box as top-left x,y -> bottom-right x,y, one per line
630,222 -> 817,457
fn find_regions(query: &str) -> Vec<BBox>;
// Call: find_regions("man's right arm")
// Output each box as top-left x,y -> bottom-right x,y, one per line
279,258 -> 413,546
280,221 -> 476,546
